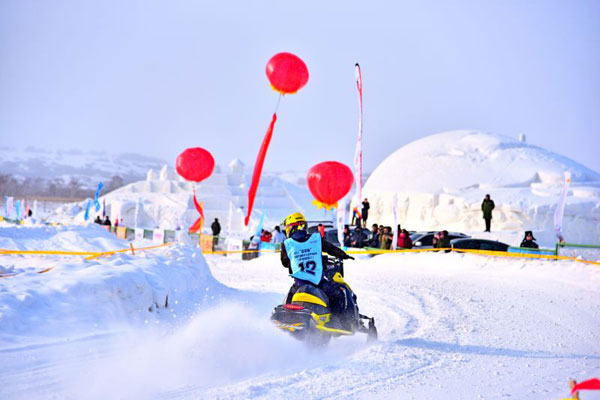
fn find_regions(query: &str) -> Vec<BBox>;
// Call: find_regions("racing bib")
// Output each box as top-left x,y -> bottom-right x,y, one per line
284,232 -> 324,285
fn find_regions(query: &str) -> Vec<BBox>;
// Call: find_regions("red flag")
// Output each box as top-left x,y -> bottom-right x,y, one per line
189,189 -> 204,233
245,113 -> 277,226
193,189 -> 204,220
572,378 -> 600,394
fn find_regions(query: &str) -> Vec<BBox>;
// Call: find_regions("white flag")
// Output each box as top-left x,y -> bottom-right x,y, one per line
353,63 -> 363,206
391,194 -> 398,250
337,198 -> 347,247
553,171 -> 571,243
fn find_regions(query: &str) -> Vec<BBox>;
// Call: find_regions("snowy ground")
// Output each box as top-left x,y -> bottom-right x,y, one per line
1,225 -> 599,399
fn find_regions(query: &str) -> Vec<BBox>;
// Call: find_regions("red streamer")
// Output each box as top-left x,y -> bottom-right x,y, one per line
245,113 -> 277,226
192,189 -> 204,220
189,189 -> 204,233
572,378 -> 600,394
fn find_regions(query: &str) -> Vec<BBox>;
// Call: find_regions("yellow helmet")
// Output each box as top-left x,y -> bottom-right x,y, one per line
283,212 -> 307,237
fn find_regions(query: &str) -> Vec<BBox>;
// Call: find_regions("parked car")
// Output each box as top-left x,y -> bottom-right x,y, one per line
450,238 -> 509,252
324,227 -> 372,247
411,231 -> 470,249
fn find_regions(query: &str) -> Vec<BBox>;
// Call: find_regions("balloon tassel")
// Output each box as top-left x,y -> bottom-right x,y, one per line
245,113 -> 277,226
312,199 -> 338,211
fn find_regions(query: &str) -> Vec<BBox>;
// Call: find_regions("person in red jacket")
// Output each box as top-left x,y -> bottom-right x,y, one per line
397,229 -> 413,249
317,223 -> 325,238
260,229 -> 273,242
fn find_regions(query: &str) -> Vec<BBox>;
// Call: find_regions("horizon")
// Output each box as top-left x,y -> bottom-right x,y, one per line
1,1 -> 599,174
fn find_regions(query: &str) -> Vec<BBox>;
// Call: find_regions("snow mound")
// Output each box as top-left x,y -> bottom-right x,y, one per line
0,225 -> 228,339
363,130 -> 600,243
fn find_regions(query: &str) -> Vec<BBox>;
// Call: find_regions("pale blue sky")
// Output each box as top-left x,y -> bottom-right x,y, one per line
1,0 -> 599,173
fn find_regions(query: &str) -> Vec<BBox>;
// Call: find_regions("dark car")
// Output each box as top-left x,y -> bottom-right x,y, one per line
411,231 -> 470,249
450,238 -> 509,252
324,228 -> 371,247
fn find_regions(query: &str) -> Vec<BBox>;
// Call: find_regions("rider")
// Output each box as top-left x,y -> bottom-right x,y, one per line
280,213 -> 353,304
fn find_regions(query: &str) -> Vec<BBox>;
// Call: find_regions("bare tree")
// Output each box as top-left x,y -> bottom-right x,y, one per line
106,175 -> 125,193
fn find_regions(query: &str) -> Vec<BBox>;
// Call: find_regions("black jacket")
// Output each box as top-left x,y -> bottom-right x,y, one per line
520,239 -> 539,249
281,230 -> 350,274
361,201 -> 370,219
211,221 -> 221,236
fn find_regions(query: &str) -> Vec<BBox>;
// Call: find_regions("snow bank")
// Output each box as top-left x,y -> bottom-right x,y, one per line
363,130 -> 600,243
0,225 -> 227,340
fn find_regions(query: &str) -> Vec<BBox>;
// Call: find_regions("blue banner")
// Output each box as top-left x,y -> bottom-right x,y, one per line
94,182 -> 104,212
253,210 -> 265,242
84,199 -> 92,221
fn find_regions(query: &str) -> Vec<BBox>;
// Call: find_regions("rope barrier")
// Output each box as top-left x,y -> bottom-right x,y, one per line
0,242 -> 174,261
203,246 -> 600,266
2,241 -> 598,278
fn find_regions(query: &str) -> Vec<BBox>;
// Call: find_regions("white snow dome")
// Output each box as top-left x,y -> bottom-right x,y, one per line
363,130 -> 600,242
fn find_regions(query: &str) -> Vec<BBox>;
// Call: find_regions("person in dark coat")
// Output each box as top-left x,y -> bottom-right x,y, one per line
369,224 -> 379,248
435,230 -> 451,248
342,225 -> 352,247
102,216 -> 112,227
350,226 -> 365,248
94,216 -> 102,225
210,218 -> 222,248
481,194 -> 495,232
211,218 -> 221,236
520,231 -> 539,249
361,198 -> 370,226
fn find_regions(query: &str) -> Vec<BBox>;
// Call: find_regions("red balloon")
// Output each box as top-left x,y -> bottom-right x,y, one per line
266,52 -> 309,94
307,161 -> 354,209
176,147 -> 215,183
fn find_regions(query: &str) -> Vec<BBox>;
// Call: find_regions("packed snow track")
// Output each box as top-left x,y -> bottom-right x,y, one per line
1,243 -> 599,399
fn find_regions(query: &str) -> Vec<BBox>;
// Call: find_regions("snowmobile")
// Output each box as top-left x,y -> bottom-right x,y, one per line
271,257 -> 377,345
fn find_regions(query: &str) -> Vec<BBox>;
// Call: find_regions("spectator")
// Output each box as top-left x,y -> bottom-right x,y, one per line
350,225 -> 365,248
380,226 -> 393,250
272,225 -> 286,243
369,223 -> 379,248
211,218 -> 221,236
361,198 -> 370,226
397,229 -> 413,249
520,231 -> 539,249
102,216 -> 112,227
211,218 -> 222,247
94,216 -> 102,225
432,232 -> 439,248
115,218 -> 119,227
28,208 -> 33,217
317,223 -> 325,238
343,225 -> 352,247
436,230 -> 451,248
260,229 -> 273,242
481,194 -> 495,232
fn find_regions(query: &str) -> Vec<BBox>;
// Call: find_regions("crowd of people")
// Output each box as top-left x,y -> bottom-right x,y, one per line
223,194 -> 541,251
